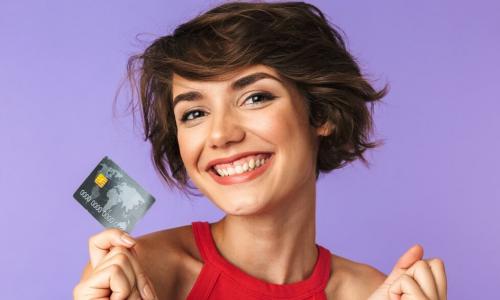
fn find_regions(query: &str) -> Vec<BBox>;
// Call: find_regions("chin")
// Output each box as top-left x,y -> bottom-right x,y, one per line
213,195 -> 267,216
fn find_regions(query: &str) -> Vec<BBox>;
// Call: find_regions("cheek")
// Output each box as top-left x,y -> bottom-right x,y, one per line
177,129 -> 204,169
249,111 -> 289,145
258,102 -> 311,148
267,101 -> 317,169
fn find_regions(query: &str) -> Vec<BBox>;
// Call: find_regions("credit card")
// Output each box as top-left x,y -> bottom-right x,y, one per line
73,156 -> 155,233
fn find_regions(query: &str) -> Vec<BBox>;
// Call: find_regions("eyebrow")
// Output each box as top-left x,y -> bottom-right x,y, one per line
172,72 -> 282,110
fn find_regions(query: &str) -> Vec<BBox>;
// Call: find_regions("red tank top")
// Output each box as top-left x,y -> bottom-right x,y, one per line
186,221 -> 332,300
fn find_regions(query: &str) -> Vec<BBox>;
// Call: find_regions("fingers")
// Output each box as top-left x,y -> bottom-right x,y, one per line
395,244 -> 424,269
93,246 -> 138,292
427,258 -> 447,300
124,288 -> 141,300
385,244 -> 424,284
389,274 -> 429,300
75,229 -> 159,300
84,264 -> 133,299
123,247 -> 158,299
143,275 -> 158,300
389,258 -> 447,300
89,228 -> 136,268
94,246 -> 158,300
405,260 -> 439,300
380,244 -> 447,300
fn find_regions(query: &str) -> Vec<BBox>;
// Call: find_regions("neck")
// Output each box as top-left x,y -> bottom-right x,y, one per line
210,175 -> 318,284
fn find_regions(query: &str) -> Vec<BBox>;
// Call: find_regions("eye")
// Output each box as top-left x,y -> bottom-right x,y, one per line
179,92 -> 276,123
180,109 -> 207,123
243,92 -> 277,106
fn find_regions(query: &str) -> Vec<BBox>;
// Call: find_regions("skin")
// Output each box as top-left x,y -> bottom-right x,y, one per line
74,64 -> 447,300
172,64 -> 330,286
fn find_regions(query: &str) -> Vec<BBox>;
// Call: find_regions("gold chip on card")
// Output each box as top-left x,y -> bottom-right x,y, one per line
94,173 -> 108,188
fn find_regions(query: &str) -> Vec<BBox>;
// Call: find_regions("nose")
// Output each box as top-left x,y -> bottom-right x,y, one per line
207,106 -> 245,149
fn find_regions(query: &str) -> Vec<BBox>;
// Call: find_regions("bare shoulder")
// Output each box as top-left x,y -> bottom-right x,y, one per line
325,253 -> 386,300
133,223 -> 203,300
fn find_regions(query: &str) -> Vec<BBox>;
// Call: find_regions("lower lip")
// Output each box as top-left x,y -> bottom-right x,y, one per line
208,154 -> 274,185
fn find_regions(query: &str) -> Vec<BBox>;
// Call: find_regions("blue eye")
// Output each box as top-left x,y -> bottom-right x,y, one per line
180,92 -> 276,123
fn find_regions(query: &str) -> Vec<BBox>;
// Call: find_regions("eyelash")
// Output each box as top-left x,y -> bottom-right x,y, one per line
180,92 -> 277,123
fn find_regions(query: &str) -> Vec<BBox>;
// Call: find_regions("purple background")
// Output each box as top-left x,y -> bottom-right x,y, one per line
1,0 -> 498,298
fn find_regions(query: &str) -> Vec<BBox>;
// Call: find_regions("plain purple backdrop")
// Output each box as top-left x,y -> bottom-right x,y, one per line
1,0 -> 498,298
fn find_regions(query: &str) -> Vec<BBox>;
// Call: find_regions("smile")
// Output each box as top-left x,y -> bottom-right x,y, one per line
213,153 -> 272,177
208,153 -> 274,185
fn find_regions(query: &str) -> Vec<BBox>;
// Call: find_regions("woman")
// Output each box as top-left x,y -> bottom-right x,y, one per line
74,1 -> 447,299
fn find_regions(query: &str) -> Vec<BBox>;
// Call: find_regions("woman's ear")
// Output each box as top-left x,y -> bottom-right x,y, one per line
316,120 -> 334,137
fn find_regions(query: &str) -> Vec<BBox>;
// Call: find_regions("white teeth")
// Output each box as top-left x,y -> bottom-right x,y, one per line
235,165 -> 243,174
214,156 -> 271,177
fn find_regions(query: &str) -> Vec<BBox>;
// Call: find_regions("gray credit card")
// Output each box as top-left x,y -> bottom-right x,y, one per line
73,156 -> 155,233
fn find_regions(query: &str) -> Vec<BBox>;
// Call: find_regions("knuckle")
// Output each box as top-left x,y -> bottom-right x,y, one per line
135,271 -> 147,282
430,257 -> 446,270
123,280 -> 133,293
123,285 -> 133,297
413,259 -> 428,270
414,259 -> 426,267
434,257 -> 445,266
110,246 -> 129,255
400,273 -> 413,282
113,253 -> 130,265
391,274 -> 414,289
109,264 -> 123,274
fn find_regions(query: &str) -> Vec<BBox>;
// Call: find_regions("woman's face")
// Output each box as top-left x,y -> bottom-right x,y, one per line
172,64 -> 328,215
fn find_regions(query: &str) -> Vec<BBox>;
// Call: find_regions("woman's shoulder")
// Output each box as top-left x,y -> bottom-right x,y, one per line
325,252 -> 387,299
134,222 -> 201,261
133,223 -> 203,300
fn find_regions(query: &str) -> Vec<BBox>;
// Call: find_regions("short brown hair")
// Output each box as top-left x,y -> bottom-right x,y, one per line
122,1 -> 389,197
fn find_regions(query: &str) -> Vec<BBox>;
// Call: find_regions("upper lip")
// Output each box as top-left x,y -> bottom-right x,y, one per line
206,151 -> 273,171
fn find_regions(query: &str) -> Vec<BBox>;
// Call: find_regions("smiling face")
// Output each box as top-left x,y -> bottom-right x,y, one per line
172,64 -> 328,215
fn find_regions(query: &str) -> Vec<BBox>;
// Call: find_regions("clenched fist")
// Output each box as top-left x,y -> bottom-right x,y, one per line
368,244 -> 447,300
73,228 -> 159,300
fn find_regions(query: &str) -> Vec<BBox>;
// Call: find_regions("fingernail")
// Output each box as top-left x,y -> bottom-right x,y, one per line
120,233 -> 136,246
143,282 -> 153,299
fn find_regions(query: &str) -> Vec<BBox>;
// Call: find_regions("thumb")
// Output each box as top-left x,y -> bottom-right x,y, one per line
384,244 -> 424,284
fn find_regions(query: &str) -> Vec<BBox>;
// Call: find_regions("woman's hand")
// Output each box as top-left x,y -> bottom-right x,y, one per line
73,228 -> 158,300
368,244 -> 447,300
